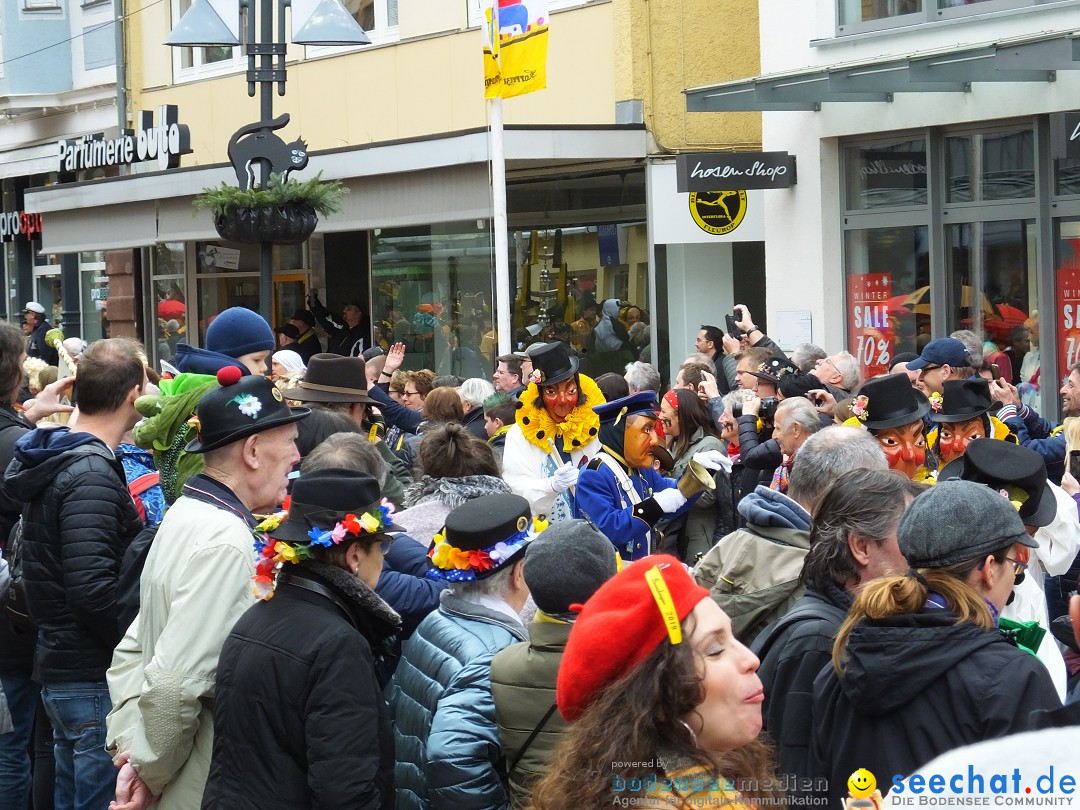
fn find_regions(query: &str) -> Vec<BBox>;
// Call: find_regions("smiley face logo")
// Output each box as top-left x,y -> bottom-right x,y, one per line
848,768 -> 877,799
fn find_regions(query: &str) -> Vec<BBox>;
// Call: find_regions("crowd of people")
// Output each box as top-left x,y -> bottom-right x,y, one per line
0,299 -> 1076,810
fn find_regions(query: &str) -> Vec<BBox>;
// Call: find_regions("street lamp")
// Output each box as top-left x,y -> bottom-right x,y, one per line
166,0 -> 368,321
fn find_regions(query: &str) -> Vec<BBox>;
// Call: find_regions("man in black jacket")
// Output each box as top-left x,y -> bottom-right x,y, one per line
4,338 -> 146,810
22,302 -> 59,367
751,468 -> 917,788
310,294 -> 367,356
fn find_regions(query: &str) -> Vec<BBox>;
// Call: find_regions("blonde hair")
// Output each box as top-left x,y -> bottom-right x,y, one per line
831,558 -> 1004,675
1063,416 -> 1080,457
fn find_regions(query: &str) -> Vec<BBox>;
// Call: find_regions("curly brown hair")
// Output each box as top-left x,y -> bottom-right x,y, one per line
529,615 -> 777,810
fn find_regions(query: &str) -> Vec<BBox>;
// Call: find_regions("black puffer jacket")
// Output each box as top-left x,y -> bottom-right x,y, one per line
0,406 -> 34,674
3,426 -> 143,681
808,611 -> 1061,805
202,561 -> 400,810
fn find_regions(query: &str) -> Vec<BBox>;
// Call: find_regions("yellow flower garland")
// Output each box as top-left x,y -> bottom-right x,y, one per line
515,374 -> 605,453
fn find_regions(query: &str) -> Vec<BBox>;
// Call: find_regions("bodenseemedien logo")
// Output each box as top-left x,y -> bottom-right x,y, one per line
689,190 -> 747,235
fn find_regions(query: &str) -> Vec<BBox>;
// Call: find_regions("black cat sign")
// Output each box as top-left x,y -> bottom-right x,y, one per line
57,105 -> 191,173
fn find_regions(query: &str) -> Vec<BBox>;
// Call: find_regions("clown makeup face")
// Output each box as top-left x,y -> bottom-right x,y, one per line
937,416 -> 987,467
540,378 -> 579,422
872,419 -> 927,479
624,413 -> 661,469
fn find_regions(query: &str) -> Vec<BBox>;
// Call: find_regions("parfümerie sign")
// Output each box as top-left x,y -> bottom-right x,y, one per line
676,152 -> 796,192
58,105 -> 191,172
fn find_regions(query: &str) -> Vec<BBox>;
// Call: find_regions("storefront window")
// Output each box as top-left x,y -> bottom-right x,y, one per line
845,226 -> 930,379
945,220 -> 1036,360
150,243 -> 189,369
946,129 -> 1035,203
79,251 -> 108,343
845,139 -> 927,210
369,222 -> 494,375
1054,157 -> 1080,197
1055,220 -> 1080,396
839,0 -> 921,25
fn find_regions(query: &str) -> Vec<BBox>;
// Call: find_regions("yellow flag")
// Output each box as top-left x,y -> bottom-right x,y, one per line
483,0 -> 549,99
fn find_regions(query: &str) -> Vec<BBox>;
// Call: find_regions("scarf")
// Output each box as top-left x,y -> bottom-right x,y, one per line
403,474 -> 511,510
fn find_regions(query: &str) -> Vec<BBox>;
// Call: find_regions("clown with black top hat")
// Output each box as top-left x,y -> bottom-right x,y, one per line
577,391 -> 730,560
925,378 -> 1016,471
501,341 -> 605,524
844,372 -> 935,482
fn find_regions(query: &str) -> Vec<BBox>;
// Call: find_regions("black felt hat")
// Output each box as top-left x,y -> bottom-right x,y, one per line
748,356 -> 799,385
858,373 -> 931,430
930,379 -> 993,423
281,354 -> 378,404
937,438 -> 1056,528
527,342 -> 579,387
428,493 -> 535,581
267,468 -> 404,545
187,367 -> 309,453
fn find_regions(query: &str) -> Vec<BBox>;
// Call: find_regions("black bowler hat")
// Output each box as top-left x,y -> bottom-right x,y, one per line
930,379 -> 993,423
281,353 -> 378,404
528,341 -> 579,387
275,323 -> 301,340
749,356 -> 799,385
427,493 -> 535,582
593,391 -> 659,425
290,309 -> 317,327
937,438 -> 1056,528
266,468 -> 404,546
187,367 -> 309,453
857,373 -> 930,430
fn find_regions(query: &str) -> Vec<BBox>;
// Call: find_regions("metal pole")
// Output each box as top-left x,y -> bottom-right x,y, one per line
489,96 -> 511,356
257,0 -> 275,322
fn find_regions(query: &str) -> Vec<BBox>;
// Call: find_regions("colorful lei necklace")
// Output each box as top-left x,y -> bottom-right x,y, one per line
251,496 -> 397,600
426,514 -> 549,583
515,374 -> 604,453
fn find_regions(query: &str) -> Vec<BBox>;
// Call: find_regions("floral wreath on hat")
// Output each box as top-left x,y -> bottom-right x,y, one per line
515,374 -> 604,453
426,514 -> 549,583
928,391 -> 943,413
250,496 -> 398,601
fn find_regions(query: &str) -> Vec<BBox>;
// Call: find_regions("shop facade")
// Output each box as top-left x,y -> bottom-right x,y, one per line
686,0 -> 1080,419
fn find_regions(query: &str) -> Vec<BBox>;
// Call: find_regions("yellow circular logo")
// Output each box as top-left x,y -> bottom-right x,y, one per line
689,190 -> 748,235
271,388 -> 284,402
516,516 -> 529,532
848,768 -> 877,799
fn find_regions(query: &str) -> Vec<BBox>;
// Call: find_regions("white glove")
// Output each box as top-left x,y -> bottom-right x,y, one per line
652,487 -> 688,514
550,464 -> 580,493
692,450 -> 732,474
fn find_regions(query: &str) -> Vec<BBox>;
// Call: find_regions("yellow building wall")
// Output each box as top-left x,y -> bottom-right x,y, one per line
131,2 -> 619,165
614,0 -> 761,151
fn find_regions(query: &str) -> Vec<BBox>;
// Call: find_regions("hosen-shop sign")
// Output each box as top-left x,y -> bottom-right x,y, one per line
58,105 -> 191,172
676,152 -> 797,192
0,211 -> 42,243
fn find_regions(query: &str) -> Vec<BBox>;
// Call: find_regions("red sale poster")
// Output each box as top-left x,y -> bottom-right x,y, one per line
1057,263 -> 1080,386
847,273 -> 893,381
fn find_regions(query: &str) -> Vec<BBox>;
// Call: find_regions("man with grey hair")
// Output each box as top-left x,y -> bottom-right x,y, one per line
811,350 -> 861,395
770,397 -> 824,493
458,377 -> 496,440
694,425 -> 887,643
388,493 -> 532,810
624,361 -> 661,395
790,343 -> 827,373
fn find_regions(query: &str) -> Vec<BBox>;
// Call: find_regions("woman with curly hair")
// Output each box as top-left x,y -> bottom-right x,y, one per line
529,555 -> 777,810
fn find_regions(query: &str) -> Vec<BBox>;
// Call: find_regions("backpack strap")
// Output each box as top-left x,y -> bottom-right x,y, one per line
127,472 -> 161,524
749,597 -> 848,660
508,703 -> 559,777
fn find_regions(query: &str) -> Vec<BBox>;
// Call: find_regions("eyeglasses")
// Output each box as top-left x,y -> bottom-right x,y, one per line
379,536 -> 396,555
403,390 -> 421,397
919,365 -> 941,375
1006,557 -> 1027,578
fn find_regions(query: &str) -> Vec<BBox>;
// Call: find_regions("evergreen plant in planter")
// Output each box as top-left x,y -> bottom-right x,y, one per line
192,172 -> 348,245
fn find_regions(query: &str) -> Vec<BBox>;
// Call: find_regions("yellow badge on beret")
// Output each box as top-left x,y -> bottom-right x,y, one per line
516,516 -> 529,532
271,388 -> 283,402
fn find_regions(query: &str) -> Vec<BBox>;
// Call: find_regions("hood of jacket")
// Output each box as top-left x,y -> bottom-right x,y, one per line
174,343 -> 249,376
838,612 -> 1006,715
737,485 -> 811,531
403,474 -> 511,510
5,427 -> 110,501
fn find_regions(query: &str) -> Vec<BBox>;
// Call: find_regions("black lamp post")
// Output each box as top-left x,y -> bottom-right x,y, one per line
165,0 -> 368,322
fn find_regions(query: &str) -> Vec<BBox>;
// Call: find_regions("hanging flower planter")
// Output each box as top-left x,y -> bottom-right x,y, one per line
215,203 -> 318,245
193,172 -> 348,246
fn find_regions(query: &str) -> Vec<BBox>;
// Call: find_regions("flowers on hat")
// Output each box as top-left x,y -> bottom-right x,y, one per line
250,498 -> 397,601
232,393 -> 263,419
928,391 -> 943,413
852,395 -> 869,422
427,520 -> 546,583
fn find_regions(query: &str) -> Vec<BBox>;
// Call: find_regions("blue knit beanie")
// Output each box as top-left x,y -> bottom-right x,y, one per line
206,307 -> 275,358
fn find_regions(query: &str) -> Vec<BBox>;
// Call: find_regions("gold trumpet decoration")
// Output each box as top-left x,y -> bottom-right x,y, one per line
45,328 -> 77,377
677,459 -> 716,498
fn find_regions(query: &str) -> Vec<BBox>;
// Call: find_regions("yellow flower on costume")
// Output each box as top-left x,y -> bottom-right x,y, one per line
432,542 -> 454,568
359,512 -> 382,533
532,515 -> 549,533
449,547 -> 472,570
515,374 -> 605,453
275,542 -> 298,563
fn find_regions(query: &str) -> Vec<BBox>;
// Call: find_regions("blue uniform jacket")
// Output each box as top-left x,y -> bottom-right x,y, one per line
577,457 -> 696,560
387,591 -> 527,810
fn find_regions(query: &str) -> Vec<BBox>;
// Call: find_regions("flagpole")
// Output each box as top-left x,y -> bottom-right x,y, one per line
490,94 -> 512,357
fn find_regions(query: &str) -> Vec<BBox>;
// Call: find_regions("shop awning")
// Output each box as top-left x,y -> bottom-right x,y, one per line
684,30 -> 1079,112
42,204 -> 157,254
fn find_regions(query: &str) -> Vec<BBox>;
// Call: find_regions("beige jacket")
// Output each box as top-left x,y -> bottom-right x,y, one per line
106,493 -> 256,809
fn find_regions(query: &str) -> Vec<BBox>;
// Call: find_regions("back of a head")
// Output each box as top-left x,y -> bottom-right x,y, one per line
790,343 -> 827,373
460,377 -> 496,408
483,393 -> 517,426
296,407 -> 359,458
680,363 -> 713,389
432,375 -> 465,390
949,329 -> 983,368
788,426 -> 887,511
419,422 -> 499,479
0,323 -> 22,403
206,306 -> 275,359
594,373 -> 629,402
681,352 -> 713,369
76,338 -> 146,416
624,361 -> 661,395
423,386 -> 465,423
736,346 -> 771,369
302,432 -> 386,481
524,520 -> 618,617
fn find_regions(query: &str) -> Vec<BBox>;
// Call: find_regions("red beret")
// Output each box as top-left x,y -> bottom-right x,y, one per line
556,554 -> 709,723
